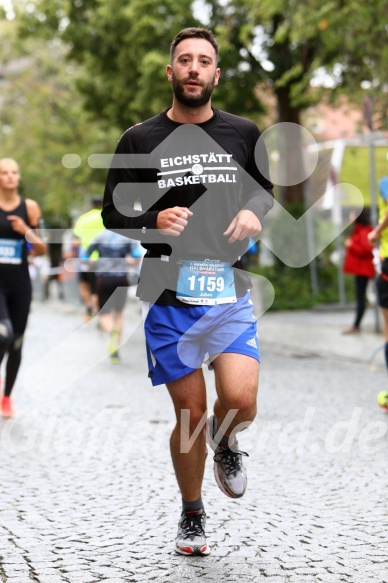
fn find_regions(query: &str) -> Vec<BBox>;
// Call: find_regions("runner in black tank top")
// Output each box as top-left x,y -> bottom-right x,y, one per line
0,158 -> 47,417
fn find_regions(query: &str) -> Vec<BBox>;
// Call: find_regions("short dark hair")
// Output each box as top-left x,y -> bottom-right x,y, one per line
355,207 -> 371,226
170,27 -> 219,64
91,196 -> 103,207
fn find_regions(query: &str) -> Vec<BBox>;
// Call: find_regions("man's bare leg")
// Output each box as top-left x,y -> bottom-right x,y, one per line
206,353 -> 259,499
168,369 -> 210,556
167,368 -> 208,502
212,353 -> 259,438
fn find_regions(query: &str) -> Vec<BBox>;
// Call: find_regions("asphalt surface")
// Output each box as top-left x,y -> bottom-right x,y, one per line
0,291 -> 387,583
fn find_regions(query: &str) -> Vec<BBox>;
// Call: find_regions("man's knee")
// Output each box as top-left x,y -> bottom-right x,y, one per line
180,407 -> 208,435
242,399 -> 257,422
221,390 -> 257,419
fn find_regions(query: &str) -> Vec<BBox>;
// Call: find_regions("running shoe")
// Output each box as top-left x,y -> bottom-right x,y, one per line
83,306 -> 93,323
110,351 -> 120,364
175,510 -> 210,556
107,328 -> 119,357
377,390 -> 388,411
1,396 -> 14,418
206,414 -> 248,498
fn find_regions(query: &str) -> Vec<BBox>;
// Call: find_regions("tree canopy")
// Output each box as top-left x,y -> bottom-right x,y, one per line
1,0 -> 388,210
0,18 -> 119,226
17,0 -> 388,129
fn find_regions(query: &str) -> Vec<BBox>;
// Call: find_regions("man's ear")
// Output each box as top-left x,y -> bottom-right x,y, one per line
166,64 -> 173,82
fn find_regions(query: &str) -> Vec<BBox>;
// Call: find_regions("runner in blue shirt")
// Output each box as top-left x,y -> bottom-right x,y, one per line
87,229 -> 142,362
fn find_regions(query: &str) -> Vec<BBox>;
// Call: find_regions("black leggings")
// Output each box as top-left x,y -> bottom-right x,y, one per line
353,275 -> 369,328
0,288 -> 31,397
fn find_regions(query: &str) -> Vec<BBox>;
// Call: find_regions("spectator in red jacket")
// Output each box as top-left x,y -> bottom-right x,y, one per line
342,208 -> 375,334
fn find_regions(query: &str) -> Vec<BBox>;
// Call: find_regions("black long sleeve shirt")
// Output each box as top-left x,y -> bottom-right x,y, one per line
102,108 -> 274,305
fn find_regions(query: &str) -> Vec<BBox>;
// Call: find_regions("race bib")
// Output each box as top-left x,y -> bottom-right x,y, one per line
176,259 -> 237,305
0,238 -> 23,264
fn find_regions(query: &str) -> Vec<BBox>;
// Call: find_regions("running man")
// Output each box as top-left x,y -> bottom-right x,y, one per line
0,158 -> 47,417
102,27 -> 274,555
87,229 -> 142,363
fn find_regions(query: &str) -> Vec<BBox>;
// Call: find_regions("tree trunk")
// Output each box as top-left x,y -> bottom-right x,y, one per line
275,86 -> 306,206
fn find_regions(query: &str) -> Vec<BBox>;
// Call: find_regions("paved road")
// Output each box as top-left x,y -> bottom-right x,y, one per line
0,298 -> 387,583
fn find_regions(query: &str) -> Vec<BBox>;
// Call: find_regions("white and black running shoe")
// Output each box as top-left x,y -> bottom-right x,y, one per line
206,414 -> 248,498
175,510 -> 210,556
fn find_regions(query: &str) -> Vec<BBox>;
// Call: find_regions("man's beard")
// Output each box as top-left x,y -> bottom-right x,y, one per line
171,74 -> 216,108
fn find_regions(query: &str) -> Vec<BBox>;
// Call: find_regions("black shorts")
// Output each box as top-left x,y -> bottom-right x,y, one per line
78,271 -> 97,294
96,275 -> 129,314
377,274 -> 388,309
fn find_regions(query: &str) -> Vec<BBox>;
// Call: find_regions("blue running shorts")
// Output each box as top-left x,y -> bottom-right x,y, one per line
143,292 -> 259,386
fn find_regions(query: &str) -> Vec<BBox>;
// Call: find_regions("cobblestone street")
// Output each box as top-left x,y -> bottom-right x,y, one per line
0,298 -> 387,583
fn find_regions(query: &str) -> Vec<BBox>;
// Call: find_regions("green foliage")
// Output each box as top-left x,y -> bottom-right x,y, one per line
340,146 -> 388,206
15,0 -> 388,127
252,203 -> 351,310
212,0 -> 387,122
252,253 -> 349,310
15,0 -> 388,137
18,0 -> 203,129
254,263 -> 317,310
5,0 -> 388,218
0,21 -> 118,227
